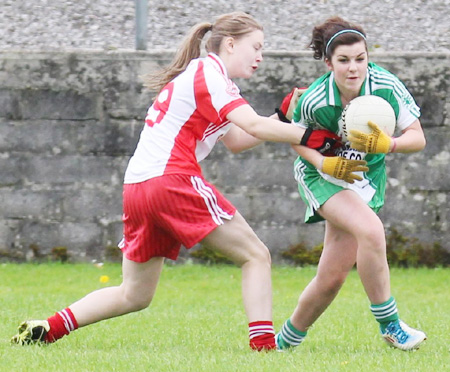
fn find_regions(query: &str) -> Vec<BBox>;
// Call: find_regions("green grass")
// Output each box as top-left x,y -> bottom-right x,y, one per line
1,263 -> 449,372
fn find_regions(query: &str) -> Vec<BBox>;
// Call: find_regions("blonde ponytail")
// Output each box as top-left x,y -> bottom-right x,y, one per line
144,22 -> 212,94
144,12 -> 262,95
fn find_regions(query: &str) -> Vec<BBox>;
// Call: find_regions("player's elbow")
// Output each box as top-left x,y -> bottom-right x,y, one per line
419,135 -> 427,150
413,134 -> 427,152
225,143 -> 246,154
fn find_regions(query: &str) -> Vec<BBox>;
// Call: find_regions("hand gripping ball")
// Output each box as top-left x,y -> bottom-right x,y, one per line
341,95 -> 396,141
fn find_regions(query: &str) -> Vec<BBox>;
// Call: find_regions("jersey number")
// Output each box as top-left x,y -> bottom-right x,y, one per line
145,82 -> 174,127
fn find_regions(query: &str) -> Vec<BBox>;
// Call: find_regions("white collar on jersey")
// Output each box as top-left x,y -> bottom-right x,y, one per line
207,53 -> 228,78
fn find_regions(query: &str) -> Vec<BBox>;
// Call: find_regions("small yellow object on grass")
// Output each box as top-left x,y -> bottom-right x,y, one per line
99,275 -> 110,283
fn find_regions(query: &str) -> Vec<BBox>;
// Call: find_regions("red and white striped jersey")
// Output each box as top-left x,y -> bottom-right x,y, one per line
124,53 -> 248,184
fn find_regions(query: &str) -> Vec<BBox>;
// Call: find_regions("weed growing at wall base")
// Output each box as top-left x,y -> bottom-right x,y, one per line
1,263 -> 448,371
281,228 -> 450,268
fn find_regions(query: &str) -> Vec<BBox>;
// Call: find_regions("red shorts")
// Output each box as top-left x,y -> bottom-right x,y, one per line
120,174 -> 236,262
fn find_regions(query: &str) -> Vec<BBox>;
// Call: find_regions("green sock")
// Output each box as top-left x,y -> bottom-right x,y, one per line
277,318 -> 307,349
370,296 -> 399,332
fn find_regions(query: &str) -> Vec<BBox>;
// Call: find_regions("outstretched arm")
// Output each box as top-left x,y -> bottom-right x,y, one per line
226,104 -> 305,144
225,104 -> 342,154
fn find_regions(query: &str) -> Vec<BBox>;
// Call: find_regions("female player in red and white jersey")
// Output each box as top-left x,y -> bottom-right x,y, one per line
12,12 -> 356,351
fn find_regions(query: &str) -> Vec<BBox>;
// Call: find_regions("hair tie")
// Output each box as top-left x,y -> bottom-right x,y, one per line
325,29 -> 366,55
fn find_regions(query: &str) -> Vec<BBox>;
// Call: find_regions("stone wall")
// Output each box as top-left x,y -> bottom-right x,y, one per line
0,50 -> 448,262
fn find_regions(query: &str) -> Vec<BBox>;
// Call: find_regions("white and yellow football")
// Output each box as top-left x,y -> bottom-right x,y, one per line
341,95 -> 396,141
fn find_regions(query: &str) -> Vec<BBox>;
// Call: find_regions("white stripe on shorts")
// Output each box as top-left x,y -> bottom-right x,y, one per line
191,176 -> 233,225
294,161 -> 320,211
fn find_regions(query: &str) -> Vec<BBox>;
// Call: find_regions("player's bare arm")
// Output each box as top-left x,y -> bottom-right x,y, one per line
222,109 -> 303,153
220,125 -> 263,154
349,119 -> 425,154
394,119 -> 426,153
226,104 -> 305,144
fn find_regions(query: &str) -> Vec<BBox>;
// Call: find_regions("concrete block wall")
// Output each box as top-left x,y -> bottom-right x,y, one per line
0,50 -> 448,262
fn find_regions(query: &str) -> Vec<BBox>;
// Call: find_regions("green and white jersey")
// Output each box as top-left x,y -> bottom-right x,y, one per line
292,62 -> 420,223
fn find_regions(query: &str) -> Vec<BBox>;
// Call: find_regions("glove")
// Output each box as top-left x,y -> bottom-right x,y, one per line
321,156 -> 369,184
300,127 -> 343,155
275,87 -> 307,123
348,121 -> 392,153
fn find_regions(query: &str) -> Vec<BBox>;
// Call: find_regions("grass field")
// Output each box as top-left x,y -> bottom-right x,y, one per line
1,263 -> 448,372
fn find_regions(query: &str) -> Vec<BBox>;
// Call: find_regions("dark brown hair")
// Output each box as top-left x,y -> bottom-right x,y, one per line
309,16 -> 366,60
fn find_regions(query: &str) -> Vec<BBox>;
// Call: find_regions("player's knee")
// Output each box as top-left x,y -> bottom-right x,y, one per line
122,287 -> 153,312
365,229 -> 385,252
236,243 -> 271,268
357,219 -> 385,248
128,294 -> 153,312
317,272 -> 346,295
254,244 -> 272,265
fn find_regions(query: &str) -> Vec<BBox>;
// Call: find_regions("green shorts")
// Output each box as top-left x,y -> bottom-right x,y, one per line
293,157 -> 385,223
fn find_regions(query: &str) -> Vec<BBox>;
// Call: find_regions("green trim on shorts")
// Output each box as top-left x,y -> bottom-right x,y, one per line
294,157 -> 384,224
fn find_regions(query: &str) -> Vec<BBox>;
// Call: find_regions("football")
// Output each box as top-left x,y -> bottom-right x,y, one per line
341,95 -> 396,141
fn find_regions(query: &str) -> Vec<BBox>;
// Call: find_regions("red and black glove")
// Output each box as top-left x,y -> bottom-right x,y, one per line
277,87 -> 342,155
275,87 -> 307,123
300,127 -> 343,156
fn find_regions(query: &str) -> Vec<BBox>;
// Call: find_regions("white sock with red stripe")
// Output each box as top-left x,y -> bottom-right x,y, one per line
44,308 -> 79,343
248,321 -> 276,351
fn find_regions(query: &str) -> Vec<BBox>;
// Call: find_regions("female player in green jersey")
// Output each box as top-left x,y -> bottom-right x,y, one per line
276,16 -> 427,351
